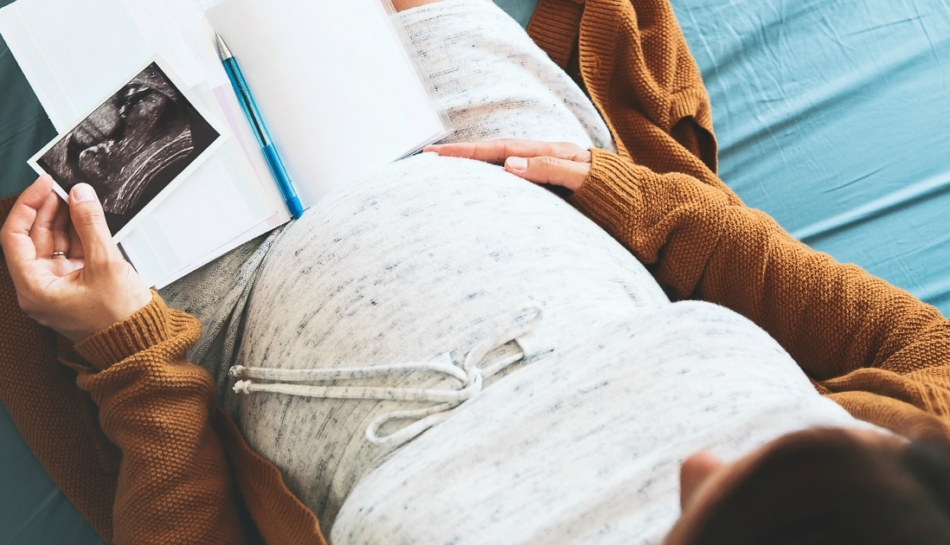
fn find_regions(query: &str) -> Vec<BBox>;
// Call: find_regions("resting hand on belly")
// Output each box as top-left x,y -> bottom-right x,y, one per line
427,138 -> 592,191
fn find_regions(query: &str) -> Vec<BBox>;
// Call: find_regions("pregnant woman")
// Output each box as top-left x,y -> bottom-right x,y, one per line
3,0 -> 950,543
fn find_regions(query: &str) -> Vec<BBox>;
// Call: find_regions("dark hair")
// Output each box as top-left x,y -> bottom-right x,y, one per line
687,429 -> 950,545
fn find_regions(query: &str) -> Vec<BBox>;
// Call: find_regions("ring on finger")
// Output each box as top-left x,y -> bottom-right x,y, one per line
51,251 -> 68,259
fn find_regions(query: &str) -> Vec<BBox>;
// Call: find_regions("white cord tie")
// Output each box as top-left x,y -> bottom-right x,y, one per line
229,307 -> 542,448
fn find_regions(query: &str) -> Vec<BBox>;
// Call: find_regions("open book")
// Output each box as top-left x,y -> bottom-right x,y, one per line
0,0 -> 450,287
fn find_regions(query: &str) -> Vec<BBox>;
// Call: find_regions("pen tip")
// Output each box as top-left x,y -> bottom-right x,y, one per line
215,33 -> 233,60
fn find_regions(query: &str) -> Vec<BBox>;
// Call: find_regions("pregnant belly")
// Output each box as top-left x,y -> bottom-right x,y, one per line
234,152 -> 669,529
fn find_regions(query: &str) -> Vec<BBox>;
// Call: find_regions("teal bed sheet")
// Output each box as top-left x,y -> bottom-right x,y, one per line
1,0 -> 99,541
672,0 -> 950,312
1,0 -> 948,542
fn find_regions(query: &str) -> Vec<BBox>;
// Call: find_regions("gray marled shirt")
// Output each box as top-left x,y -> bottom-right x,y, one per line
170,1 -> 888,542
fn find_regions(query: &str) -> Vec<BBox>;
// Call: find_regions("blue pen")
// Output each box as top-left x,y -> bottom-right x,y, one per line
215,33 -> 304,219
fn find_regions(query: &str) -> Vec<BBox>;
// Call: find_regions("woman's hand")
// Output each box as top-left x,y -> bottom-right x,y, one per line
0,175 -> 152,342
425,139 -> 592,192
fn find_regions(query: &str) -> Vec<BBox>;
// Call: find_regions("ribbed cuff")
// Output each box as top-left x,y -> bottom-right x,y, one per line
74,292 -> 171,370
570,148 -> 646,238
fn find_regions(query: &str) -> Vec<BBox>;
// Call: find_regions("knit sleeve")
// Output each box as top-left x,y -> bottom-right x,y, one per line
569,149 -> 950,390
61,293 -> 248,545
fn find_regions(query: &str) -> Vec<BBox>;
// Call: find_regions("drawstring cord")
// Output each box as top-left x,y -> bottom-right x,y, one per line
229,306 -> 542,448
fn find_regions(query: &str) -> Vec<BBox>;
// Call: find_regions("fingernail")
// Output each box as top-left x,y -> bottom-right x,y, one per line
71,183 -> 96,203
507,157 -> 528,171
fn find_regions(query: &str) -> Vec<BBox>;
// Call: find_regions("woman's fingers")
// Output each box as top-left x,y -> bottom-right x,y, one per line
46,201 -> 79,275
29,191 -> 62,258
426,139 -> 593,191
426,139 -> 591,163
504,155 -> 590,191
1,176 -> 54,275
67,223 -> 84,260
51,197 -> 71,257
3,178 -> 151,341
67,183 -> 119,267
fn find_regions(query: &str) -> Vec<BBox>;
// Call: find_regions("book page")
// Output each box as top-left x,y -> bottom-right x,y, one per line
0,0 -> 286,287
205,0 -> 451,206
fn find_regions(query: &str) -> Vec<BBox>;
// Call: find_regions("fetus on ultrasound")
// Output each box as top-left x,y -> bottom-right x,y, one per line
36,62 -> 219,234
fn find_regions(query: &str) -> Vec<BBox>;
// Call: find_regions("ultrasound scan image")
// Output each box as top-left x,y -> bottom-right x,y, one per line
37,62 -> 219,235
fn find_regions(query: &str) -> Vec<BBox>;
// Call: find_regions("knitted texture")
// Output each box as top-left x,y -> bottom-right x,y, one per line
528,0 -> 728,197
63,300 -> 249,544
70,296 -> 323,544
1,193 -> 323,543
0,197 -> 119,540
1,1 -> 949,543
570,150 -> 950,441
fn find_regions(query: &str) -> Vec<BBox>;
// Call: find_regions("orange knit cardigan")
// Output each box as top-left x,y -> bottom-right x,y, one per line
2,0 -> 949,543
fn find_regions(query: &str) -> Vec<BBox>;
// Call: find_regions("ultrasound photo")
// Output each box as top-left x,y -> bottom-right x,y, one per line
32,60 -> 220,237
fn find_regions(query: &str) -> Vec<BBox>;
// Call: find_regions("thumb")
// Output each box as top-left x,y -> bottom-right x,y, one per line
504,156 -> 590,191
68,183 -> 118,264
